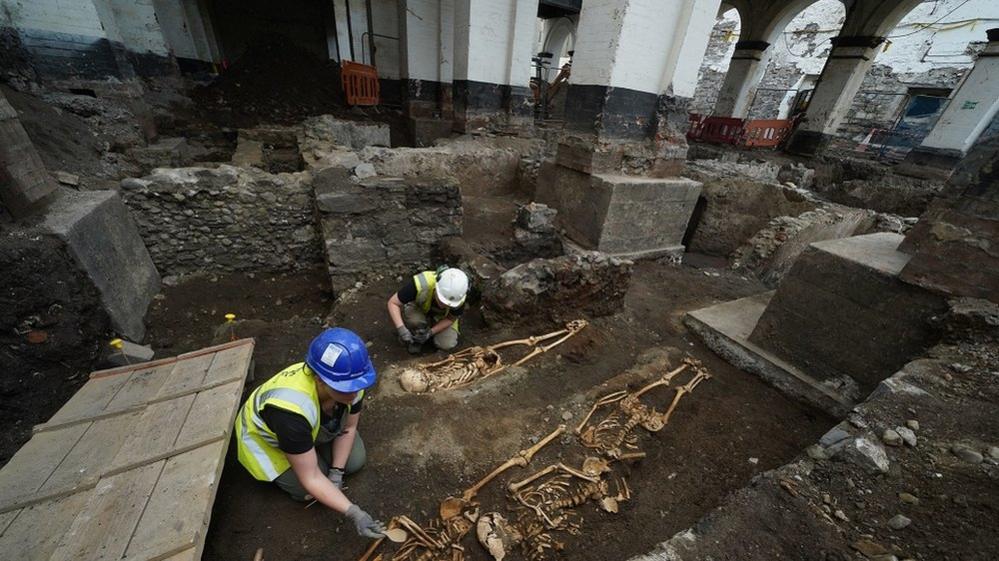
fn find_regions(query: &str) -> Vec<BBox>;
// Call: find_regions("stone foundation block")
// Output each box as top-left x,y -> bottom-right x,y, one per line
535,162 -> 701,257
749,233 -> 946,395
38,190 -> 160,341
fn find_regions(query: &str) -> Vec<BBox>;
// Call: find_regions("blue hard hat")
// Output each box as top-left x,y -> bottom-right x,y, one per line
305,328 -> 376,393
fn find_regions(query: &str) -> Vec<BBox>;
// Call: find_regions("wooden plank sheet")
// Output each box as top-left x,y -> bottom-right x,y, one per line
0,424 -> 88,510
109,395 -> 195,474
38,412 -> 141,496
203,343 -> 253,385
0,490 -> 94,560
154,353 -> 216,399
46,374 -> 131,425
176,380 -> 244,448
49,462 -> 164,561
124,440 -> 228,560
104,363 -> 175,410
0,338 -> 255,561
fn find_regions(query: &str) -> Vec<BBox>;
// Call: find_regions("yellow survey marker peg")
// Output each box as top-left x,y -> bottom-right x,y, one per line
110,338 -> 130,365
225,313 -> 237,341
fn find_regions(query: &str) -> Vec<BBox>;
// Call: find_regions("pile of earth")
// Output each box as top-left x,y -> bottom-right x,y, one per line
191,34 -> 347,127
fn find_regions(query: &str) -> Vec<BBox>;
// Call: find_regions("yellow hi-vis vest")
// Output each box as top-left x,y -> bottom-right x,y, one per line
413,271 -> 460,330
235,363 -> 321,481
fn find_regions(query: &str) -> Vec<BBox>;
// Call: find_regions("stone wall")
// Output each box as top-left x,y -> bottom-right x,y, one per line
120,165 -> 322,276
312,167 -> 462,291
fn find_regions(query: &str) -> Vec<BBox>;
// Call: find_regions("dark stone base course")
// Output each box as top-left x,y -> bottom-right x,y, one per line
1,26 -> 182,82
564,84 -> 660,141
453,79 -> 533,130
2,26 -> 122,81
784,129 -> 834,157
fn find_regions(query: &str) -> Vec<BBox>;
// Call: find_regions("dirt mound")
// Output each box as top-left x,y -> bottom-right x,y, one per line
192,34 -> 346,127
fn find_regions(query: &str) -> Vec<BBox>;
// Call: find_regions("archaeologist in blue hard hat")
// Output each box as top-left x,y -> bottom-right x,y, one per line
234,327 -> 386,539
387,267 -> 469,353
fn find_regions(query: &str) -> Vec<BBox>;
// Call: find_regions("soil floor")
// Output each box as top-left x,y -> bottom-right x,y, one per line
146,255 -> 834,561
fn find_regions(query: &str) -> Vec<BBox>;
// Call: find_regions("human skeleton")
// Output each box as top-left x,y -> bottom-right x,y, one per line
399,320 -> 588,393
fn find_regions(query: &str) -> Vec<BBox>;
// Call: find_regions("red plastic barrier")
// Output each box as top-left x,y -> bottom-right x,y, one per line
341,61 -> 380,106
742,119 -> 794,147
698,116 -> 745,144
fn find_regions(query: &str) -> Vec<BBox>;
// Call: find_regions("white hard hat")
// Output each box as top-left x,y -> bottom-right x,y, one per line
435,268 -> 469,308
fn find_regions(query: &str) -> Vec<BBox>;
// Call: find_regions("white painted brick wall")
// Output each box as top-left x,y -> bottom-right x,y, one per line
150,0 -> 199,59
573,0 -> 708,95
0,0 -> 106,38
348,0 -> 369,64
109,0 -> 169,55
670,0 -> 722,97
370,0 -> 400,79
402,0 -> 444,80
455,0 -> 535,85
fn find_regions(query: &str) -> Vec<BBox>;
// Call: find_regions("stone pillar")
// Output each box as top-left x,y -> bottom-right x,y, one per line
899,29 -> 999,179
399,0 -> 455,145
0,92 -> 58,218
535,0 -> 720,259
452,0 -> 537,132
713,40 -> 771,118
784,36 -> 884,156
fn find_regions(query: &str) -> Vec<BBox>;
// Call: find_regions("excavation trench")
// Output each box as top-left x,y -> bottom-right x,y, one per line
145,249 -> 835,561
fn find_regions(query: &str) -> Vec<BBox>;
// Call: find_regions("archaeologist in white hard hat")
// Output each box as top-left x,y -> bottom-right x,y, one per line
387,267 -> 469,353
234,327 -> 386,539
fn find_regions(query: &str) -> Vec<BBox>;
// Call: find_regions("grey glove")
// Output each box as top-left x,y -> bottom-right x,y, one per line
412,327 -> 432,344
397,325 -> 414,345
346,504 -> 386,538
327,467 -> 344,490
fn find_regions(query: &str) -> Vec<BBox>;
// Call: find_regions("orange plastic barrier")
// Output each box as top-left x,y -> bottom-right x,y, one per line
341,61 -> 380,106
697,116 -> 745,144
742,119 -> 794,147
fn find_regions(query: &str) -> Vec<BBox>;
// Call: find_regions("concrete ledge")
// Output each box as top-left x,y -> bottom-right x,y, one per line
685,292 -> 855,417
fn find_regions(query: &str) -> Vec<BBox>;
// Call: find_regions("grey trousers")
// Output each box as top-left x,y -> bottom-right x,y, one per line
403,303 -> 459,350
273,431 -> 366,501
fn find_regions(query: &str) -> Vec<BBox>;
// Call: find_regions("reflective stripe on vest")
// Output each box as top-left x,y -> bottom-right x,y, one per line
235,363 -> 321,482
413,271 -> 437,314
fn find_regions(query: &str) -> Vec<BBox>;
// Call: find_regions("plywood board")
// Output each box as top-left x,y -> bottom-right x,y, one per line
0,490 -> 93,559
49,462 -> 164,561
0,338 -> 255,561
203,343 -> 253,385
109,394 -> 196,473
0,424 -> 88,510
154,353 -> 216,399
104,363 -> 175,410
176,380 -> 243,448
46,374 -> 131,425
125,440 -> 228,560
37,412 -> 141,498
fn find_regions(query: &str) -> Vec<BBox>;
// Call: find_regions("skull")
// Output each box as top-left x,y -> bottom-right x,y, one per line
399,368 -> 429,393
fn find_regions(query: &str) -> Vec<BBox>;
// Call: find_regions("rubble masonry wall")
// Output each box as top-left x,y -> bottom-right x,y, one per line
120,165 -> 322,276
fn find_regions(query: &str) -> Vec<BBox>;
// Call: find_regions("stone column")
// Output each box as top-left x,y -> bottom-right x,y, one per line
899,29 -> 999,179
399,0 -> 455,144
0,92 -> 57,218
713,40 -> 771,118
452,0 -> 537,132
784,36 -> 884,156
535,0 -> 720,259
